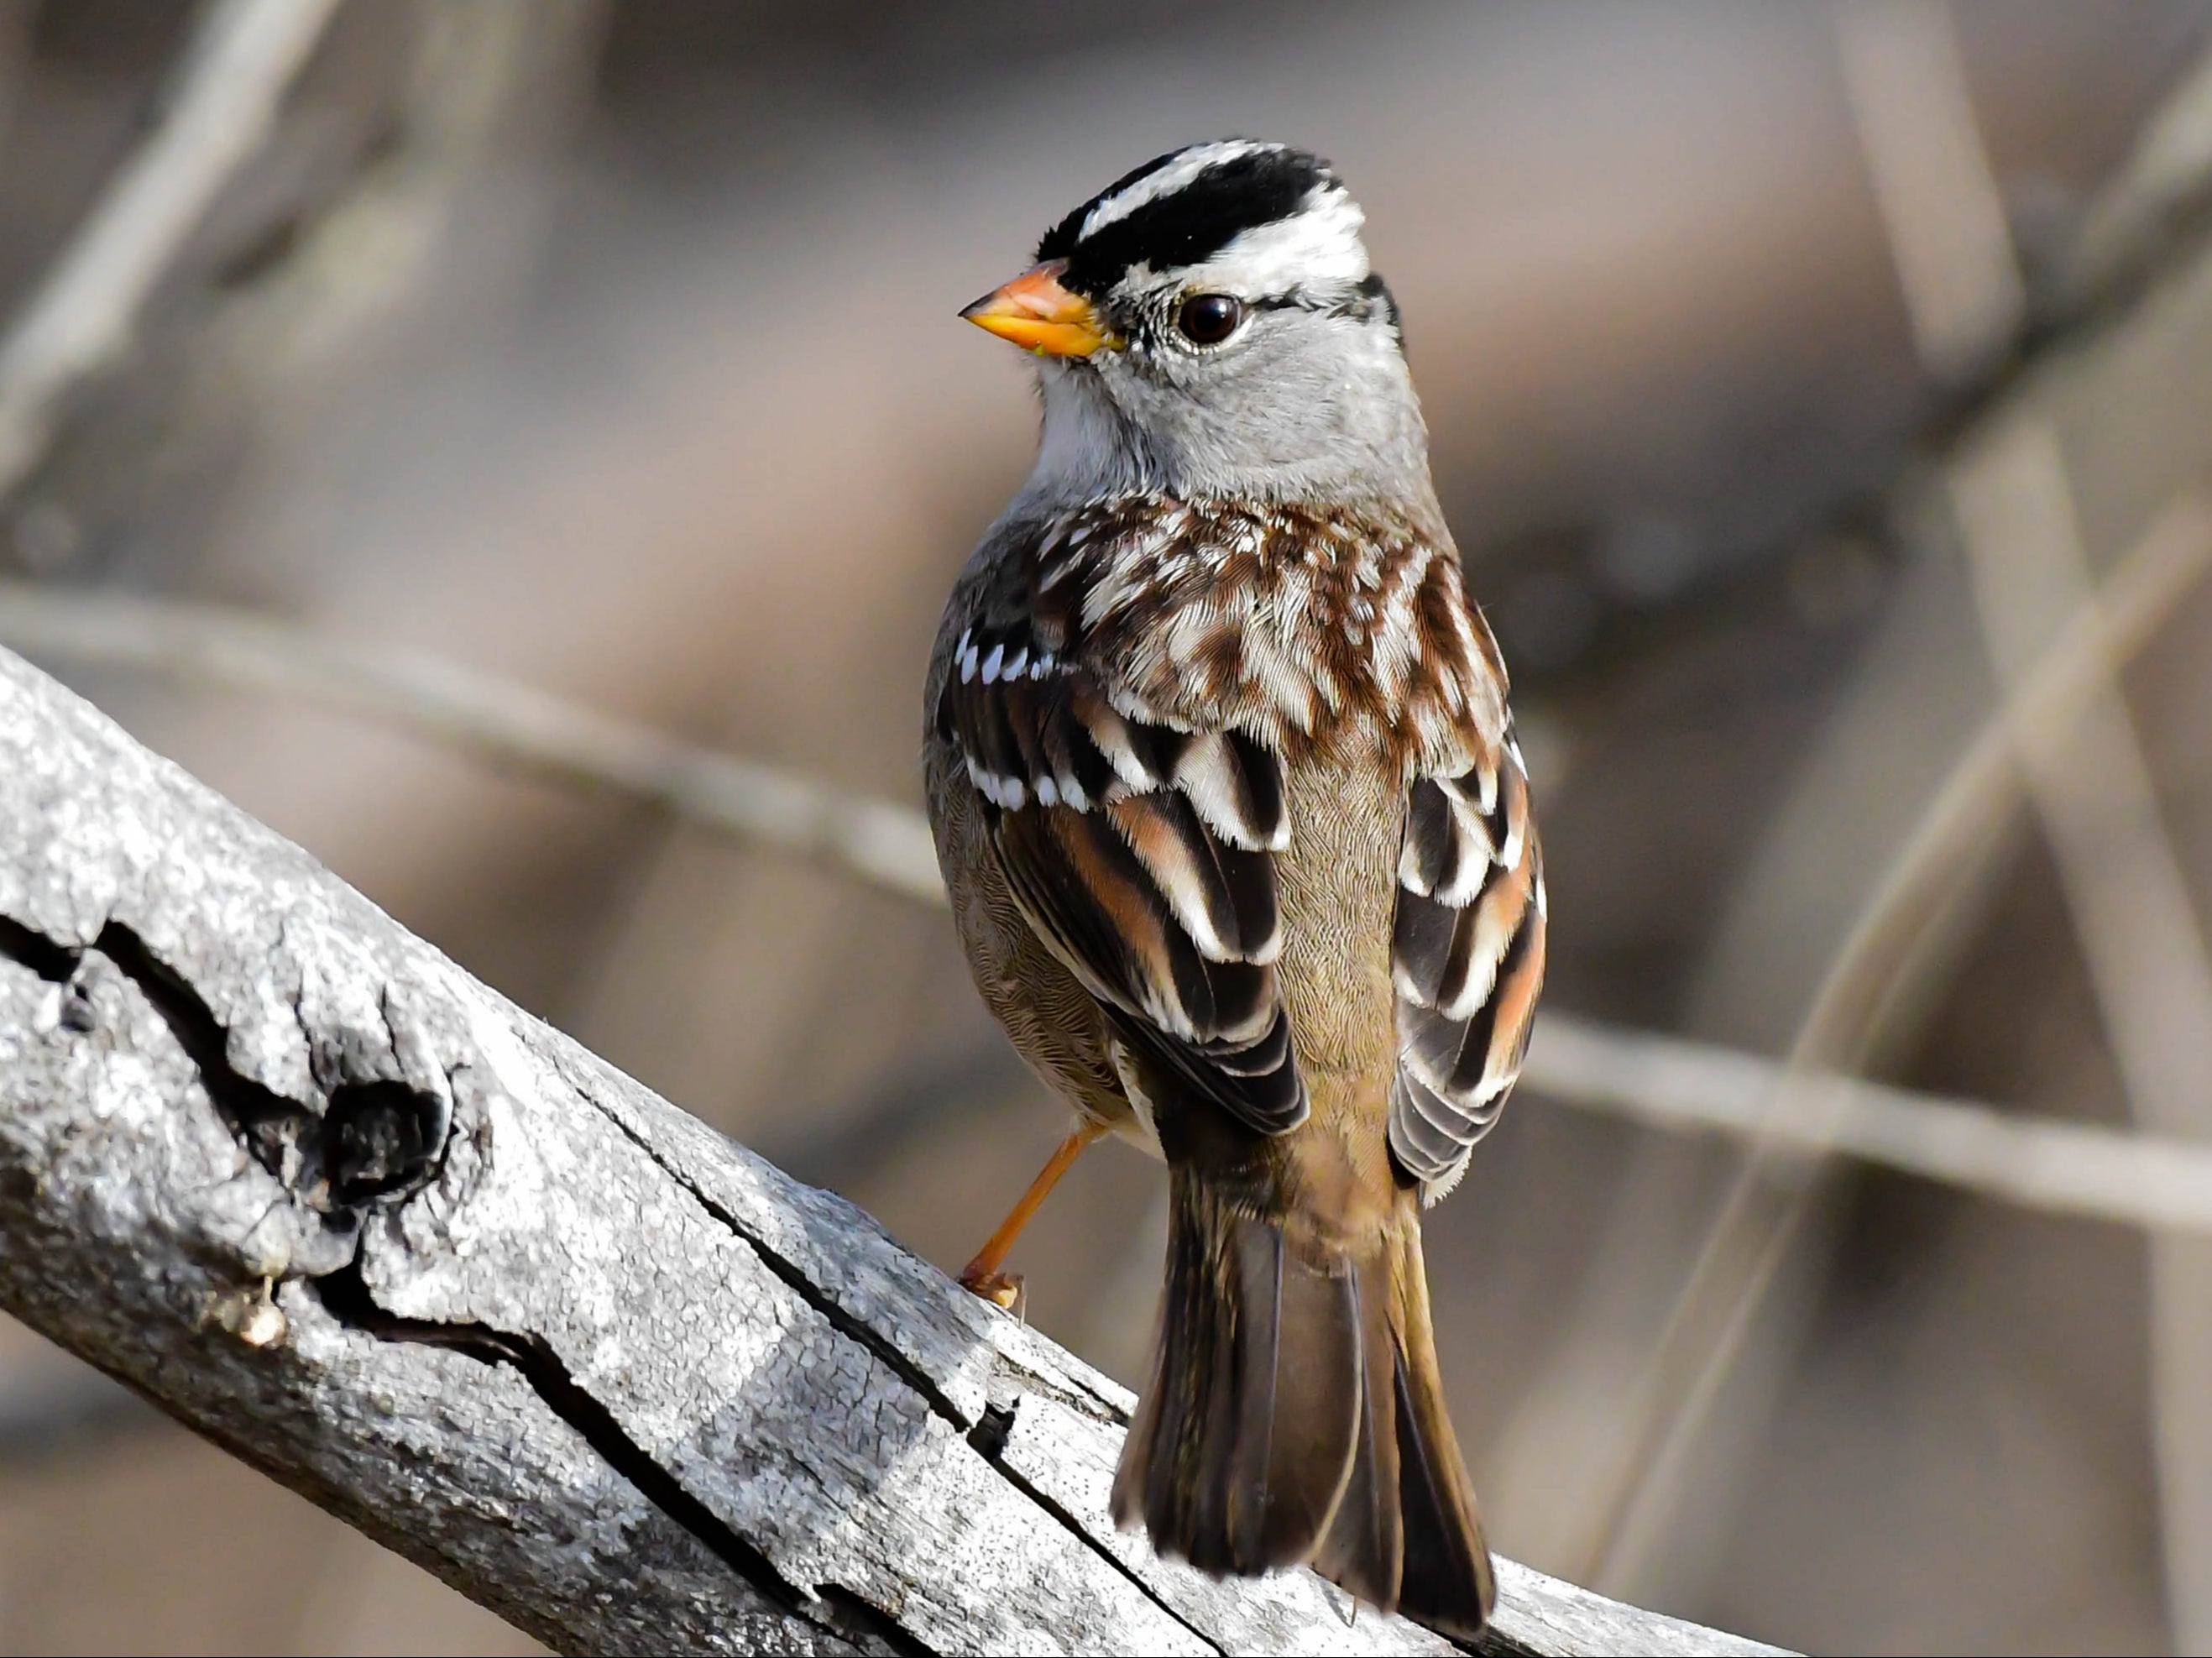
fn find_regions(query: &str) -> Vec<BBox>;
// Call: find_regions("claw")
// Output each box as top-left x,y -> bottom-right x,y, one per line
960,1268 -> 1024,1313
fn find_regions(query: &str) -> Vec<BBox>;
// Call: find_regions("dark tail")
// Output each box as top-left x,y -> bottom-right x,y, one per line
1110,1170 -> 1496,1636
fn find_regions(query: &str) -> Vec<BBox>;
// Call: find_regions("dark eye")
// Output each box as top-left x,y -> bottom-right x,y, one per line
1175,293 -> 1243,346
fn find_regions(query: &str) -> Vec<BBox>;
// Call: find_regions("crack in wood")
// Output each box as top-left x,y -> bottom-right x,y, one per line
0,907 -> 934,1653
0,915 -> 76,983
0,913 -> 445,1213
578,1072 -> 1231,1654
583,1083 -> 975,1428
307,1259 -> 918,1654
0,910 -> 921,1650
965,1400 -> 1225,1657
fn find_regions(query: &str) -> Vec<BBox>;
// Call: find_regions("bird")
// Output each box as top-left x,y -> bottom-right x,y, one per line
923,139 -> 1545,1636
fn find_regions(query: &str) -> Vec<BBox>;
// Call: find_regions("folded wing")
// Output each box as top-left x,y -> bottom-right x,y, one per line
1388,735 -> 1547,1199
939,621 -> 1306,1136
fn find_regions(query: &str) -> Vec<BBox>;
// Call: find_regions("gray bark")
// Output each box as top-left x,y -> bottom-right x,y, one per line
0,644 -> 1785,1657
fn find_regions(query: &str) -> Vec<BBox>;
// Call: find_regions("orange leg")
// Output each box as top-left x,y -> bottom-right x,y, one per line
959,1119 -> 1109,1309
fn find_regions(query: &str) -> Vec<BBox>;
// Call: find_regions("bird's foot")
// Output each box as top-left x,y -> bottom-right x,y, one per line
958,1266 -> 1024,1312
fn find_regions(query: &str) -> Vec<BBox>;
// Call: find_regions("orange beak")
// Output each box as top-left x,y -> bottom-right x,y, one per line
960,260 -> 1114,357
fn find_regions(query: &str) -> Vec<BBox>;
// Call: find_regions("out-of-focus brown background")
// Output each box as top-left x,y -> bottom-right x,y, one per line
5,2 -> 2212,1652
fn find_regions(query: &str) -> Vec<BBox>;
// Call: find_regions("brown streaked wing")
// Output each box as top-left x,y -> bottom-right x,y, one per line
1388,735 -> 1547,1198
944,622 -> 1306,1138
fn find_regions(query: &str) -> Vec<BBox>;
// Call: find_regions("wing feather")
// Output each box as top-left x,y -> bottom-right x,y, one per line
948,620 -> 1306,1138
1388,738 -> 1546,1200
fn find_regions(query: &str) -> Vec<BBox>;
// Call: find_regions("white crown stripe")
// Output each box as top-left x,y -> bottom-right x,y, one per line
1177,186 -> 1368,296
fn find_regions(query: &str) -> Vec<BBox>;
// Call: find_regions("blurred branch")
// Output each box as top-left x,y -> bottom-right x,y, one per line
1849,7 -> 2212,433
1835,0 -> 2023,383
1589,6 -> 2212,1609
1869,24 -> 2212,1652
1783,485 -> 2212,1067
196,0 -> 608,383
2053,44 -> 2212,322
1587,431 -> 2212,1598
1592,487 -> 2212,1550
9,579 -> 2212,1242
0,578 -> 945,906
0,646 -> 1785,1658
0,0 -> 342,499
1529,1011 -> 2212,1235
1952,423 -> 2212,1652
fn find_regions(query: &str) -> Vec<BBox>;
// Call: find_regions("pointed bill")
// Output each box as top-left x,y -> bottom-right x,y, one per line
961,259 -> 1115,357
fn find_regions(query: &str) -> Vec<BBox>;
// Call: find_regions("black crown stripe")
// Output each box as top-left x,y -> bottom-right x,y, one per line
1037,144 -> 1339,299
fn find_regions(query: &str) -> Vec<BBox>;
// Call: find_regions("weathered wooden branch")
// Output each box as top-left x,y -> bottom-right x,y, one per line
0,644 -> 1784,1655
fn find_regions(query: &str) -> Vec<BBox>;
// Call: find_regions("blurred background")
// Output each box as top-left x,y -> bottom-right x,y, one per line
3,1 -> 2212,1652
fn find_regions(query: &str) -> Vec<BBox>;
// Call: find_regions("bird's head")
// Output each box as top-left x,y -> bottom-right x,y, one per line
963,141 -> 1431,507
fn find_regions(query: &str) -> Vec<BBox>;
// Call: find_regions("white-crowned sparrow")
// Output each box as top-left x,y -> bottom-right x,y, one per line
923,140 -> 1545,1635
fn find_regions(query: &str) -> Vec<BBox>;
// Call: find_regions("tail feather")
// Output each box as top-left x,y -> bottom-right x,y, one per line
1221,1215 -> 1279,1564
1386,1216 -> 1497,1631
1116,1180 -> 1362,1574
1111,1171 -> 1494,1636
1311,1247 -> 1403,1608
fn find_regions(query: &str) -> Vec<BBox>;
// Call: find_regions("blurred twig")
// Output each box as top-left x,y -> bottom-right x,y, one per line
1833,0 -> 2023,384
2058,46 -> 2212,322
1590,4 -> 2212,1614
0,0 -> 342,499
1952,423 -> 2212,1651
1875,22 -> 2212,1651
1583,483 -> 2212,1593
12,582 -> 2212,1242
1781,486 -> 2212,1067
199,0 -> 608,384
0,580 -> 946,906
1529,1009 -> 2212,1235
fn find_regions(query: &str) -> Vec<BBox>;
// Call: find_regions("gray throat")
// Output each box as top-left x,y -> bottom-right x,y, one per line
1017,335 -> 1444,521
